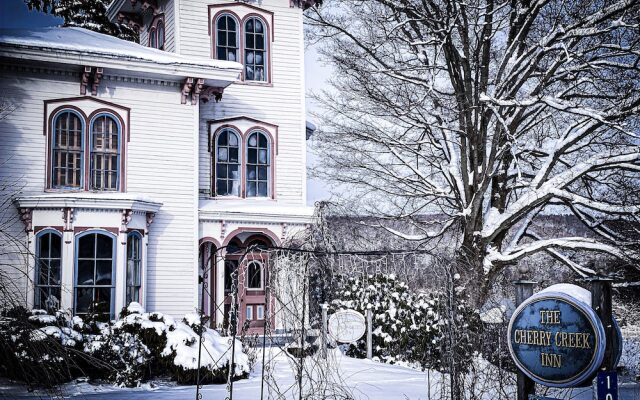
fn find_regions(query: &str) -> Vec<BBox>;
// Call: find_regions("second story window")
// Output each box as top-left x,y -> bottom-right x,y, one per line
215,128 -> 241,196
216,14 -> 239,62
246,131 -> 270,197
90,114 -> 120,191
244,17 -> 267,81
52,110 -> 84,189
149,15 -> 165,50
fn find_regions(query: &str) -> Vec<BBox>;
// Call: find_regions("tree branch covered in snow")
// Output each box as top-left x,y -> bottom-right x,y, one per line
24,0 -> 138,42
307,0 -> 640,297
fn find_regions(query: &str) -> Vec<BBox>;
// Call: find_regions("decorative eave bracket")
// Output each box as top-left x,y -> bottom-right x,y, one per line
80,66 -> 104,96
181,77 -> 225,105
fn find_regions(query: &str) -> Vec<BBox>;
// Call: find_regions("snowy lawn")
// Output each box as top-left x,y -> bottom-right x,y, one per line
3,348 -> 639,399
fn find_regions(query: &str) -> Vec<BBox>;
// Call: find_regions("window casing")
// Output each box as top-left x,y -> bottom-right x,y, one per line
256,304 -> 264,320
52,110 -> 84,189
244,17 -> 267,82
126,232 -> 142,305
148,15 -> 165,50
246,305 -> 253,321
246,261 -> 263,289
75,232 -> 115,317
35,230 -> 62,312
90,114 -> 120,191
216,14 -> 239,62
215,128 -> 242,197
246,131 -> 270,197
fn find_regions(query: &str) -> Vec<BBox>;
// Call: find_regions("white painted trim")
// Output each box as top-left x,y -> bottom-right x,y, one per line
15,194 -> 162,212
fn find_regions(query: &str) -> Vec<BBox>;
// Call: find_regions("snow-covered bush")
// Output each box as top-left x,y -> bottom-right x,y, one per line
0,307 -> 83,387
331,274 -> 480,371
0,303 -> 250,388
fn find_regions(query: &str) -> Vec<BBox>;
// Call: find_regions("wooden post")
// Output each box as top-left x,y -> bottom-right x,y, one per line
514,280 -> 536,400
366,307 -> 373,360
590,277 -> 615,370
321,303 -> 328,359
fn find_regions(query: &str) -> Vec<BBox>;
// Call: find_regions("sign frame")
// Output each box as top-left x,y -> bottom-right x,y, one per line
507,290 -> 606,388
327,309 -> 367,344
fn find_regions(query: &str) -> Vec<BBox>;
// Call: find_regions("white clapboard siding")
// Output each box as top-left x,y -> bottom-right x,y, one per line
177,0 -> 307,205
0,64 -> 199,317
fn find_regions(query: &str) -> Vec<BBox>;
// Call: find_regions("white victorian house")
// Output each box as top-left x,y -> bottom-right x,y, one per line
0,0 -> 317,334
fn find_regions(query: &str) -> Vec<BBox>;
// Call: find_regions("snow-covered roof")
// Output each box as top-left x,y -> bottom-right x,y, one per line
0,27 -> 242,84
199,200 -> 314,224
15,192 -> 162,212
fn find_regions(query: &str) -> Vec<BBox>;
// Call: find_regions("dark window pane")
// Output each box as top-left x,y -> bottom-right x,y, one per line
217,47 -> 226,60
50,234 -> 61,258
228,32 -> 236,47
217,180 -> 228,196
94,288 -> 111,314
258,182 -> 268,197
248,149 -> 257,164
49,260 -> 61,285
217,165 -> 227,179
229,148 -> 239,163
247,182 -> 256,197
218,32 -> 227,46
258,166 -> 268,180
248,262 -> 261,288
218,131 -> 228,146
78,234 -> 95,258
217,16 -> 227,30
39,234 -> 50,258
229,165 -> 239,180
76,288 -> 92,313
245,66 -> 254,81
77,260 -> 94,285
96,260 -> 112,285
37,260 -> 49,285
247,167 -> 257,180
246,35 -> 254,49
246,19 -> 253,31
255,19 -> 263,33
96,234 -> 113,259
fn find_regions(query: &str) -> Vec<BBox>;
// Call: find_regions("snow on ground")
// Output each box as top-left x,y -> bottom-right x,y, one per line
3,349 -> 639,399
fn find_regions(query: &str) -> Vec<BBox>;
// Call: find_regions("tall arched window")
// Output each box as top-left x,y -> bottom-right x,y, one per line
75,232 -> 115,317
215,128 -> 241,196
244,17 -> 267,81
157,21 -> 165,50
35,230 -> 62,311
246,131 -> 270,197
247,261 -> 263,289
90,114 -> 120,191
52,110 -> 84,188
216,14 -> 239,62
149,27 -> 157,48
126,232 -> 142,305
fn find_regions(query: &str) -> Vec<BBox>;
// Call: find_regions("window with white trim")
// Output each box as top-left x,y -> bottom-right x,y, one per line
216,14 -> 239,62
52,110 -> 84,188
35,231 -> 62,312
256,304 -> 264,320
246,305 -> 253,321
75,232 -> 115,317
215,128 -> 241,196
244,17 -> 267,81
247,261 -> 263,289
90,114 -> 120,191
149,15 -> 165,50
126,232 -> 142,305
246,131 -> 270,197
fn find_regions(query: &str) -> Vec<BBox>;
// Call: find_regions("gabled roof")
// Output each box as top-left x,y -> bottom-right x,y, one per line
0,27 -> 242,84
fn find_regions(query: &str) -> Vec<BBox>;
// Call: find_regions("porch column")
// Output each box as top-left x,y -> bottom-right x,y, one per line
215,249 -> 226,328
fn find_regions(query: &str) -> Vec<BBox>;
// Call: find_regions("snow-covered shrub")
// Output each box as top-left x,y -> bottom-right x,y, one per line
331,274 -> 480,371
0,303 -> 251,388
0,307 -> 83,387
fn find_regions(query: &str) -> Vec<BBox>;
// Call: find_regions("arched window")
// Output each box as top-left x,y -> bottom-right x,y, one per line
215,128 -> 241,196
244,17 -> 267,81
246,131 -> 270,197
90,114 -> 120,191
247,261 -> 263,289
149,27 -> 157,48
35,230 -> 62,312
126,232 -> 142,305
157,21 -> 165,50
216,14 -> 238,62
52,110 -> 84,188
75,232 -> 115,317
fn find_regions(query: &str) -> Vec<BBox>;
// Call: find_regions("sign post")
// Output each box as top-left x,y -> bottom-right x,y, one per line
589,277 -> 619,400
514,280 -> 537,400
366,306 -> 373,360
321,303 -> 328,359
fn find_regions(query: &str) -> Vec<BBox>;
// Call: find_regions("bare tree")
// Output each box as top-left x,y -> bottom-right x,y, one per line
307,0 -> 640,300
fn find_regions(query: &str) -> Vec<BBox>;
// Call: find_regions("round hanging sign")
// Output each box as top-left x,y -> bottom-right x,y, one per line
507,284 -> 606,388
328,309 -> 366,343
